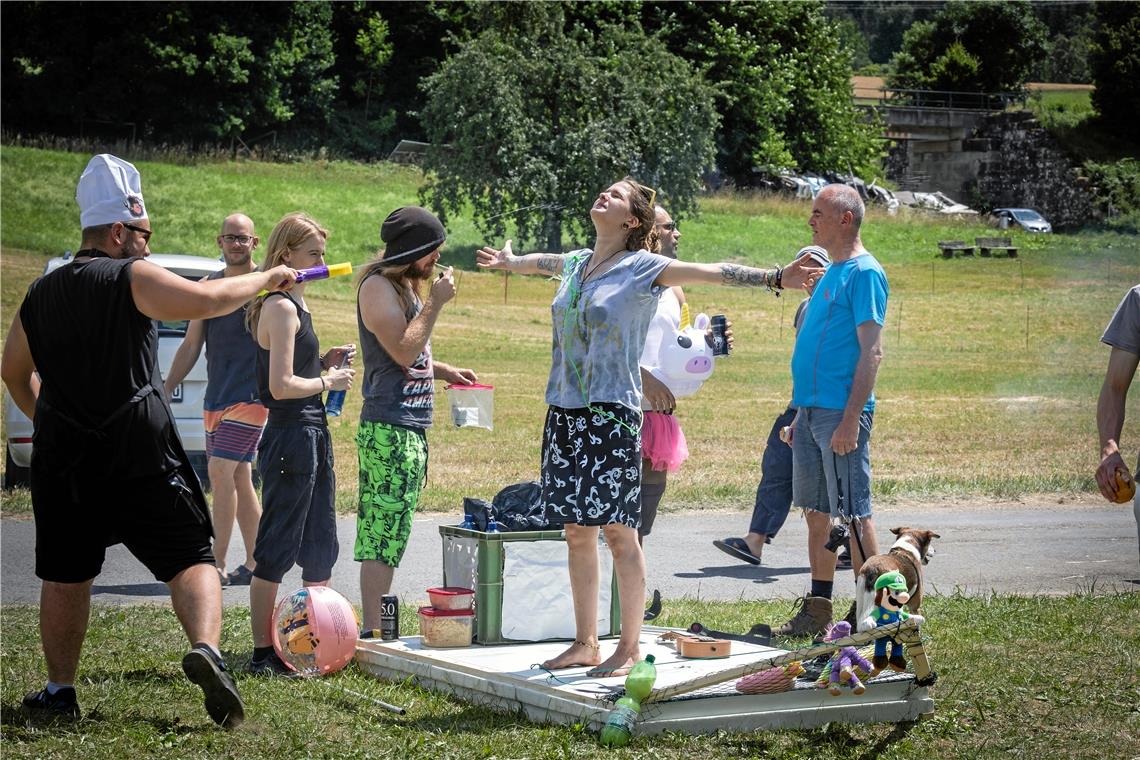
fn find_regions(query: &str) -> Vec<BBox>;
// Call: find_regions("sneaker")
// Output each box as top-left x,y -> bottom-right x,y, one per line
217,567 -> 230,587
836,548 -> 853,569
182,645 -> 245,728
225,565 -> 254,586
773,595 -> 833,638
22,686 -> 80,718
247,649 -> 296,677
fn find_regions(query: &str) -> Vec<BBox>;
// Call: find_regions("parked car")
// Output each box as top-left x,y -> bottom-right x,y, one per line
895,191 -> 979,217
3,252 -> 224,489
992,208 -> 1052,233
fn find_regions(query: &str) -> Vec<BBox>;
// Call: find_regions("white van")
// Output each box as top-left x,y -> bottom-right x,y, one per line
3,252 -> 225,489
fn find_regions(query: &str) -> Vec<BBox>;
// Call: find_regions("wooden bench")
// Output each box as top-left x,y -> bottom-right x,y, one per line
975,236 -> 1017,258
937,240 -> 975,258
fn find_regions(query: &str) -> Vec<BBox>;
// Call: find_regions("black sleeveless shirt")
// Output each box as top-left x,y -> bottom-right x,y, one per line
19,255 -> 183,480
255,291 -> 326,426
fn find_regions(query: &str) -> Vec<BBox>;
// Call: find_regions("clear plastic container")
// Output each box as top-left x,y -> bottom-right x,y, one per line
418,606 -> 474,647
426,586 -> 475,611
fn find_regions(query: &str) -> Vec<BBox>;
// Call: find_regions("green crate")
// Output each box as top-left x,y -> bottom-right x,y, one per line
439,525 -> 622,645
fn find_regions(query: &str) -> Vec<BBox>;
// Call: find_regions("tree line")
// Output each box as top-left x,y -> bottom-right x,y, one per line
3,1 -> 1135,243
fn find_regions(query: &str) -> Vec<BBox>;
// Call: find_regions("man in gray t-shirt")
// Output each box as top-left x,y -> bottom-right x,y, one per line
1096,284 -> 1140,561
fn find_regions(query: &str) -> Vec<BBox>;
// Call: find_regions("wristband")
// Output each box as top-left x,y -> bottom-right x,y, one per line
321,376 -> 328,392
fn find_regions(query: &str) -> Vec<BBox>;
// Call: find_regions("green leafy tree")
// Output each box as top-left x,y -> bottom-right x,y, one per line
644,1 -> 882,185
1089,2 -> 1140,134
418,9 -> 717,250
887,1 -> 1047,93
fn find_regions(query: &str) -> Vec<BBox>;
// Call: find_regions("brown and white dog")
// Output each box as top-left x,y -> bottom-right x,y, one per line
854,527 -> 940,632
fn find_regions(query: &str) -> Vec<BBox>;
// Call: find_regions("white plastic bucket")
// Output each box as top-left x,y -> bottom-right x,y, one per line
446,384 -> 494,430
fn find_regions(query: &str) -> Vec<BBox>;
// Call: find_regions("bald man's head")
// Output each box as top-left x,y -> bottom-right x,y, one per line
217,213 -> 258,267
818,184 -> 864,230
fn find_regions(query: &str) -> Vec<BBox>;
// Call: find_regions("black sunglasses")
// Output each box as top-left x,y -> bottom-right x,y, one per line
120,222 -> 152,242
658,221 -> 679,232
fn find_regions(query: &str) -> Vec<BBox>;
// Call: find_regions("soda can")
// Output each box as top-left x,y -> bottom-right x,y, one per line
380,594 -> 400,641
710,314 -> 730,356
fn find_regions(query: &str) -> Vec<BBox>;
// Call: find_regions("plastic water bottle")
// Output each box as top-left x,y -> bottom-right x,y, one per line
324,355 -> 349,417
599,655 -> 657,747
459,513 -> 477,530
486,517 -> 502,534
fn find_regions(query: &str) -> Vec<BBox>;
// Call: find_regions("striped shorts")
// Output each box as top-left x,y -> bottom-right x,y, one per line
204,402 -> 269,462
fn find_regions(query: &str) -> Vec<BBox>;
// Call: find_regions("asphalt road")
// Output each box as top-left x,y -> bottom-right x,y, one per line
3,501 -> 1136,608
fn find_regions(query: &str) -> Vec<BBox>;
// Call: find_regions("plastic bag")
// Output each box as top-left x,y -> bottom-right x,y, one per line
446,384 -> 494,430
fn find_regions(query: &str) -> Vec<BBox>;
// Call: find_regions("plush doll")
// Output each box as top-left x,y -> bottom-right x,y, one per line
819,621 -> 873,696
862,570 -> 925,675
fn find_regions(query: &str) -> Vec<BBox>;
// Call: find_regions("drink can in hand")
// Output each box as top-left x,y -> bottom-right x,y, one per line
711,315 -> 730,356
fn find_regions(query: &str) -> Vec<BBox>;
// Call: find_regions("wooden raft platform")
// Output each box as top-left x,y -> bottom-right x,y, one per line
356,622 -> 935,735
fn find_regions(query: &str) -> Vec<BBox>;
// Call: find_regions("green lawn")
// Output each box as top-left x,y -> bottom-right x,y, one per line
3,146 -> 1140,515
1,594 -> 1136,759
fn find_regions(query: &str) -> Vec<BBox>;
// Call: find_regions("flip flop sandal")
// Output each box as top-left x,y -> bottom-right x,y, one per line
713,537 -> 762,566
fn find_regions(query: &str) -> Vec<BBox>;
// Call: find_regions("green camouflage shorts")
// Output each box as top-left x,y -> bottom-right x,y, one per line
354,420 -> 428,567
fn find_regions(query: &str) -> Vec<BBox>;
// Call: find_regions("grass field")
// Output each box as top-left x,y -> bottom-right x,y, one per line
1,593 -> 1137,759
2,146 -> 1139,515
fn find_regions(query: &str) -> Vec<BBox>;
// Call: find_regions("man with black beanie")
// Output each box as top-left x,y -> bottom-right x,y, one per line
352,206 -> 479,632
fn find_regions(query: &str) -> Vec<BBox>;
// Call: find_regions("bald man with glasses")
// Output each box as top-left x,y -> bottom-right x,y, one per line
165,213 -> 268,588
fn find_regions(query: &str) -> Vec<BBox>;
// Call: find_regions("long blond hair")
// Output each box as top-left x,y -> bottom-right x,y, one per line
620,176 -> 661,254
245,212 -> 329,335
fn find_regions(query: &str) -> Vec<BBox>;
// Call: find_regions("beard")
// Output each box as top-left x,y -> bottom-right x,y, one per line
410,257 -> 436,280
224,250 -> 252,267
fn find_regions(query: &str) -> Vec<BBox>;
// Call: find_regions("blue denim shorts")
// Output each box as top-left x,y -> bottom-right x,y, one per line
791,407 -> 874,519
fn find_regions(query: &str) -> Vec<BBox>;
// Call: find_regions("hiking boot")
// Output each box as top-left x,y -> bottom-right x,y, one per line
22,686 -> 80,719
247,649 -> 296,677
774,595 -> 833,638
182,645 -> 245,728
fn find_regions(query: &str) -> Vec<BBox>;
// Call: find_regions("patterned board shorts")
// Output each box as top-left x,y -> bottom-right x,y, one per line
354,419 -> 428,568
541,404 -> 643,529
204,402 -> 268,462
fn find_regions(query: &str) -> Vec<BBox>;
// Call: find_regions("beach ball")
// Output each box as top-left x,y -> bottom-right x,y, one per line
272,586 -> 359,676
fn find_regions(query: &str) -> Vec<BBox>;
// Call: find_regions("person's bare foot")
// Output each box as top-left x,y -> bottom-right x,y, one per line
585,645 -> 640,678
540,639 -> 602,670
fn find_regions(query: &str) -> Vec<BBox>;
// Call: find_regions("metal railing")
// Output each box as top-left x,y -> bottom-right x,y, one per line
868,87 -> 1026,112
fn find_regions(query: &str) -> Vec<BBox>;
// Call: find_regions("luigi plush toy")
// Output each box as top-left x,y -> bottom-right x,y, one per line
862,570 -> 925,675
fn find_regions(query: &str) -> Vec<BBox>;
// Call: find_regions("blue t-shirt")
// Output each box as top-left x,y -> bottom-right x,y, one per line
791,253 -> 888,413
545,249 -> 672,411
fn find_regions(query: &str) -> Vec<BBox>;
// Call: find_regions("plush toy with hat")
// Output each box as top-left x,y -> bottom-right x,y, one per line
818,621 -> 873,696
862,570 -> 924,675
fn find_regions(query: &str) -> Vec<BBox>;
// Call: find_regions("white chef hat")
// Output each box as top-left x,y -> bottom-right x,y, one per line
76,154 -> 147,229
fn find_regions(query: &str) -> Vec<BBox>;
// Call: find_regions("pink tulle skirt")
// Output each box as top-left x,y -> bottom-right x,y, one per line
642,411 -> 689,473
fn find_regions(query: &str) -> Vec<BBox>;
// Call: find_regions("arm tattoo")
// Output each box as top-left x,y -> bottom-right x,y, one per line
536,255 -> 562,273
720,264 -> 770,287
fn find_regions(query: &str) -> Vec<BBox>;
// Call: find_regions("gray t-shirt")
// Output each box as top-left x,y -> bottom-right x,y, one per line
545,249 -> 672,410
1102,284 -> 1140,356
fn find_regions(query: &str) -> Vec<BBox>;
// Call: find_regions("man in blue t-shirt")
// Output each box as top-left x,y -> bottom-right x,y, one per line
776,184 -> 889,637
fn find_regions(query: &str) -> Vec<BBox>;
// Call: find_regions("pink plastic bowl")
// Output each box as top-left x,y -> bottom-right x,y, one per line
426,586 -> 475,611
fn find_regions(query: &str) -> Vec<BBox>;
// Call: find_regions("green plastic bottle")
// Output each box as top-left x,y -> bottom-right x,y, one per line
599,655 -> 657,747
